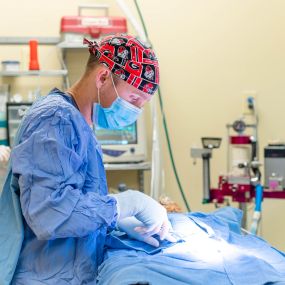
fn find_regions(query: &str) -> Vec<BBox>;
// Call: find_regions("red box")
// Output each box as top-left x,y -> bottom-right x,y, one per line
60,16 -> 127,39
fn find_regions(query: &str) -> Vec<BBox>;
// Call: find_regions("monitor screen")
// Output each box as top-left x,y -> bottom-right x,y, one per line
94,122 -> 137,145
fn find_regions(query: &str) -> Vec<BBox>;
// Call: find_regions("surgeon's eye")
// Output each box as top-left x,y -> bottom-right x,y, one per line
129,94 -> 141,104
131,98 -> 139,104
130,93 -> 140,100
129,95 -> 143,108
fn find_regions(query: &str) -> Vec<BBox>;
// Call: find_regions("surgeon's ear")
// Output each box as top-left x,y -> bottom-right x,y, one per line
95,67 -> 111,89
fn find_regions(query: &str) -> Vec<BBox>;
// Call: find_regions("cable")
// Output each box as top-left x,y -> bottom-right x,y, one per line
133,0 -> 191,211
157,87 -> 191,211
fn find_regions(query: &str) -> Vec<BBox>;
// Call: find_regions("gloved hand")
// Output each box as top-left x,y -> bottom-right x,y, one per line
111,190 -> 172,240
117,217 -> 177,247
0,145 -> 11,162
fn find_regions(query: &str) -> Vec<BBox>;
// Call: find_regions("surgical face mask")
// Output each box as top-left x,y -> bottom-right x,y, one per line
94,74 -> 143,129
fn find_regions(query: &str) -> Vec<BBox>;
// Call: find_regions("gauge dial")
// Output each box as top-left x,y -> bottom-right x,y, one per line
233,120 -> 246,134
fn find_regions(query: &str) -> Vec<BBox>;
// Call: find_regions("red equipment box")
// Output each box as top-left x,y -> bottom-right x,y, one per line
60,16 -> 127,40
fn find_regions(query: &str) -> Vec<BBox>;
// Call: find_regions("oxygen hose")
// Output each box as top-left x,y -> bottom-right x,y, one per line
134,0 -> 191,211
250,184 -> 263,235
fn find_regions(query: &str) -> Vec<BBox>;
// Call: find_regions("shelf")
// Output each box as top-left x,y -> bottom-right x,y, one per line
104,161 -> 151,171
58,37 -> 104,49
0,36 -> 60,45
57,41 -> 86,49
0,70 -> 68,77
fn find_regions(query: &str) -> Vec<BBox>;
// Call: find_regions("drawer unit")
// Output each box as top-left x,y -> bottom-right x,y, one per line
7,103 -> 32,146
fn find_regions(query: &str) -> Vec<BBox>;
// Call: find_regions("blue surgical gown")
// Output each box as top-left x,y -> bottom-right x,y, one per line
10,88 -> 118,284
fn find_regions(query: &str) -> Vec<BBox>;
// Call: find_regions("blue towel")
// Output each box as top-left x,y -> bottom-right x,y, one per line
105,231 -> 183,255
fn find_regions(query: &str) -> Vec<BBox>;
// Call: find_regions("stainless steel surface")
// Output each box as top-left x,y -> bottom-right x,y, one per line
239,202 -> 247,229
0,70 -> 68,77
191,148 -> 212,158
104,162 -> 151,193
58,42 -> 86,49
264,146 -> 285,189
265,157 -> 285,189
104,161 -> 151,171
202,154 -> 211,202
228,176 -> 251,185
0,37 -> 69,90
0,37 -> 60,45
138,170 -> 144,192
7,104 -> 31,146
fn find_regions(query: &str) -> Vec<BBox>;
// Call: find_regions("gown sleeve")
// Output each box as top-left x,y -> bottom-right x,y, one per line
11,106 -> 118,240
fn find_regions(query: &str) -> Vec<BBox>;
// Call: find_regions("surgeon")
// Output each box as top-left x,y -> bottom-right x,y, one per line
0,34 -> 174,285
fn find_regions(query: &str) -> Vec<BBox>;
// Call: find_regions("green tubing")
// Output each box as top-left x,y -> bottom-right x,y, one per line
134,0 -> 191,211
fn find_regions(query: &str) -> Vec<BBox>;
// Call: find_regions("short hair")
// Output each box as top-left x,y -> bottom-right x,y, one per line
85,53 -> 99,73
85,54 -> 120,85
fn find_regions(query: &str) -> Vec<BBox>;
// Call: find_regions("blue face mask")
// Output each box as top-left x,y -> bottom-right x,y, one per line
94,74 -> 142,129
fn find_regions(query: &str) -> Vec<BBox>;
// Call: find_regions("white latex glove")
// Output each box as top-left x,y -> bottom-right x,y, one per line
0,145 -> 11,162
111,190 -> 171,240
117,216 -> 177,247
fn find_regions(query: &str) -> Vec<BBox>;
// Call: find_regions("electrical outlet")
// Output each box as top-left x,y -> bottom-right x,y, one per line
242,90 -> 258,115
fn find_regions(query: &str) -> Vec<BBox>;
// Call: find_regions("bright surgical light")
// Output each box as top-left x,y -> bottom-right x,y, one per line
163,229 -> 242,266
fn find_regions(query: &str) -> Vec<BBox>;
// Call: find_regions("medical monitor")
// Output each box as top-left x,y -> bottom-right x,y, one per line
94,112 -> 147,163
